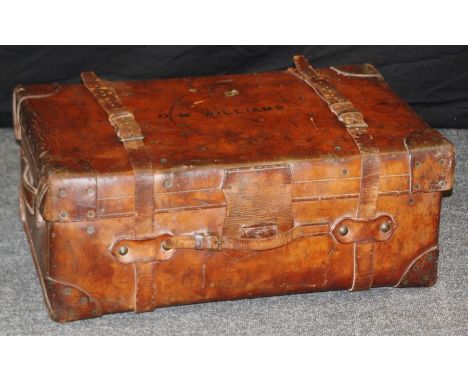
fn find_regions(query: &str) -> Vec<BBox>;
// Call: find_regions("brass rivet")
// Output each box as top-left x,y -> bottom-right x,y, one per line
164,179 -> 172,188
334,145 -> 342,151
414,183 -> 421,190
160,158 -> 167,164
118,246 -> 128,256
439,158 -> 446,166
87,210 -> 96,219
415,161 -> 422,168
342,169 -> 348,176
402,279 -> 409,286
59,211 -> 68,219
80,296 -> 88,305
86,226 -> 95,235
438,180 -> 446,188
64,287 -> 72,296
380,221 -> 391,233
87,188 -> 95,196
422,275 -> 429,282
161,240 -> 172,251
427,254 -> 433,261
59,189 -> 67,198
338,225 -> 349,236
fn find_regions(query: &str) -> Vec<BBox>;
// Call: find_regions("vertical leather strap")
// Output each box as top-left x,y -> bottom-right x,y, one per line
81,72 -> 156,312
291,55 -> 381,291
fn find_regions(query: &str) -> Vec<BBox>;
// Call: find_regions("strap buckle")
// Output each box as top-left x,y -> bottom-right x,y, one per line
109,111 -> 145,143
203,233 -> 223,251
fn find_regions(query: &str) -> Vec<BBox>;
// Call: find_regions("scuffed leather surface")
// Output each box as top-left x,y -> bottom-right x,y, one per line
16,64 -> 454,223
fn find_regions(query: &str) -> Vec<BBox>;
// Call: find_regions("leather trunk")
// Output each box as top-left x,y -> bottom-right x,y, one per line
15,55 -> 455,322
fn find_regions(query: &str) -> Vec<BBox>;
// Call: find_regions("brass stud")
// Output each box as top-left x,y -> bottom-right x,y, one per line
427,254 -> 433,261
118,246 -> 128,256
334,145 -> 342,151
87,210 -> 96,219
80,296 -> 88,305
160,158 -> 167,164
86,226 -> 95,235
338,225 -> 349,236
164,179 -> 172,188
438,180 -> 446,188
342,169 -> 348,176
59,211 -> 68,219
422,275 -> 429,282
87,188 -> 95,196
414,183 -> 421,190
415,161 -> 422,168
59,189 -> 67,198
64,287 -> 72,296
161,240 -> 172,251
380,221 -> 391,233
439,158 -> 446,166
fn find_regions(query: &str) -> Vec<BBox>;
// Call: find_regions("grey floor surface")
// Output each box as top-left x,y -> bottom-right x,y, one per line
0,128 -> 466,335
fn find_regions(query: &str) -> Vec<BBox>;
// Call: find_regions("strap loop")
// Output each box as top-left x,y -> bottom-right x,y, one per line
291,55 -> 381,291
81,72 -> 156,312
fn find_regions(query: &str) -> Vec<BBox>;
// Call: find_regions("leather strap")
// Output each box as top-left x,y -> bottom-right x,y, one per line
291,55 -> 381,291
164,223 -> 330,252
110,223 -> 331,265
81,72 -> 156,312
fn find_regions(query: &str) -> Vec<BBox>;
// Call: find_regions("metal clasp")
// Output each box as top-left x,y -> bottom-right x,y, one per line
204,233 -> 223,251
108,111 -> 145,143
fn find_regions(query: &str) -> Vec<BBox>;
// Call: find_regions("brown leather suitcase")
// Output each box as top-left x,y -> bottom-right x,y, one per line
15,55 -> 455,322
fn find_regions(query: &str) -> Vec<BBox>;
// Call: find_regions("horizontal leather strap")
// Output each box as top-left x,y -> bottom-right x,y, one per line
110,223 -> 330,264
168,223 -> 330,252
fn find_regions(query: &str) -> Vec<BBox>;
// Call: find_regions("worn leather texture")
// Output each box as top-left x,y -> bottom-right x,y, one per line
16,56 -> 455,322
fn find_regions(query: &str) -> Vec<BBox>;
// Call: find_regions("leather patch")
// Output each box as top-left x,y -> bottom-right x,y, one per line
222,164 -> 294,239
396,246 -> 439,288
241,223 -> 278,239
111,235 -> 175,264
332,215 -> 396,244
46,278 -> 102,322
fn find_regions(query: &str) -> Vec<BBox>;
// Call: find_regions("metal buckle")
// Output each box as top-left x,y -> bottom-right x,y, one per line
204,233 -> 223,251
109,110 -> 134,122
118,135 -> 145,143
109,112 -> 145,143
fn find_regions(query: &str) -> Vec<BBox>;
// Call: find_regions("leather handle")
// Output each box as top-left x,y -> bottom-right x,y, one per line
20,160 -> 46,228
167,223 -> 330,252
21,163 -> 36,215
110,223 -> 330,264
